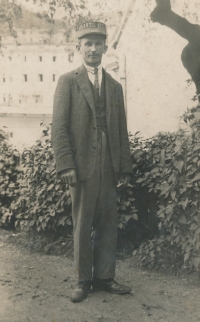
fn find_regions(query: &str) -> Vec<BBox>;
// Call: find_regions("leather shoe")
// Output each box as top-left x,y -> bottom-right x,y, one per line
92,278 -> 132,294
70,282 -> 91,303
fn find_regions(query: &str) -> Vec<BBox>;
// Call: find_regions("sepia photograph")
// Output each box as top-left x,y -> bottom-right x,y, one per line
0,0 -> 200,321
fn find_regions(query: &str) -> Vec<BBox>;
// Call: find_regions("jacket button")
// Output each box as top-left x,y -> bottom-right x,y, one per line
93,126 -> 96,130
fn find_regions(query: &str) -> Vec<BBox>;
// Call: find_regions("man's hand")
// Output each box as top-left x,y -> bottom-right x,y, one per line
61,169 -> 77,187
117,174 -> 131,188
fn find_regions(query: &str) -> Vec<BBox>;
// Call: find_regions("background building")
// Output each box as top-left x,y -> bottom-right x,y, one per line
0,39 -> 76,149
1,0 -> 198,150
0,7 -> 119,150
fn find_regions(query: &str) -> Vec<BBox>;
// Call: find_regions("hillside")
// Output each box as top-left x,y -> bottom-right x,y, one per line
0,3 -> 122,42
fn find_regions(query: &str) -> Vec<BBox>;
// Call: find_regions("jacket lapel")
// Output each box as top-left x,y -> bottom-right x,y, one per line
75,65 -> 96,116
103,69 -> 114,125
74,65 -> 115,123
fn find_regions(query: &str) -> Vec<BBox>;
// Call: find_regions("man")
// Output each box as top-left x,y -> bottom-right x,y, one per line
52,22 -> 132,303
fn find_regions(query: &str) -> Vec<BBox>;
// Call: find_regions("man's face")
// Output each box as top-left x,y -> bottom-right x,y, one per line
77,34 -> 108,67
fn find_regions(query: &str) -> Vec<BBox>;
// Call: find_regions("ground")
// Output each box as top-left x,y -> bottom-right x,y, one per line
0,229 -> 200,322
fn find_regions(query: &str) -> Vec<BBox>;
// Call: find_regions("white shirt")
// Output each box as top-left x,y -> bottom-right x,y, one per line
84,64 -> 102,95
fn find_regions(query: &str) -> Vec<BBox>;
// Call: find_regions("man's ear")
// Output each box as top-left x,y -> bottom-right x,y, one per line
104,45 -> 108,54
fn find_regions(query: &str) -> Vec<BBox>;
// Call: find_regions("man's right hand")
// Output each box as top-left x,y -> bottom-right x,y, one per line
61,169 -> 77,187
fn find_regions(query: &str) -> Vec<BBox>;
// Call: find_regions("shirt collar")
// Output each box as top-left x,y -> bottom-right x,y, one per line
84,63 -> 102,74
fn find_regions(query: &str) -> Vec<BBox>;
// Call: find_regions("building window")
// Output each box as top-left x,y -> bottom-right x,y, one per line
3,76 -> 5,82
8,94 -> 12,105
39,74 -> 43,82
25,56 -> 26,61
33,95 -> 42,103
53,56 -> 56,62
24,74 -> 28,82
3,95 -> 6,103
39,56 -> 42,62
8,56 -> 12,61
10,132 -> 13,138
53,74 -> 56,82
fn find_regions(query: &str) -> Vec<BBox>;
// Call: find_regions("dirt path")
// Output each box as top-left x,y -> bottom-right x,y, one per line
0,230 -> 200,322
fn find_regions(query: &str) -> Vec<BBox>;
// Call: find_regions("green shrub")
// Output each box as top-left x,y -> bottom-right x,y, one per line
0,129 -> 20,227
133,106 -> 200,273
123,131 -> 177,240
11,124 -> 141,233
12,110 -> 200,273
11,124 -> 72,232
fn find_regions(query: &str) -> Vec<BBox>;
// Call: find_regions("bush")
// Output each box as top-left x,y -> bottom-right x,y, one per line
133,105 -> 200,273
12,123 -> 141,234
12,109 -> 200,273
11,124 -> 72,232
0,129 -> 20,228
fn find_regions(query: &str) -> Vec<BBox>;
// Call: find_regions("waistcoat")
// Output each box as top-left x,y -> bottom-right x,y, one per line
90,70 -> 108,140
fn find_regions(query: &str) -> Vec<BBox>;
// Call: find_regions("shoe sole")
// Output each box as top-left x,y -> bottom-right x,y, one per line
70,295 -> 88,303
93,286 -> 131,294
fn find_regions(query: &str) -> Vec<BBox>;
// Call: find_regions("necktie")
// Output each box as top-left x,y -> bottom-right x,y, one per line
94,67 -> 99,91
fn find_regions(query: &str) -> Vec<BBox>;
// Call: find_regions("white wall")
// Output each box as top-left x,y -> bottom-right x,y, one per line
0,114 -> 52,151
0,43 -> 76,111
118,1 -> 197,137
0,42 -> 76,149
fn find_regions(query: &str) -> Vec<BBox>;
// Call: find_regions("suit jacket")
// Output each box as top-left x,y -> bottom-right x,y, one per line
51,64 -> 132,182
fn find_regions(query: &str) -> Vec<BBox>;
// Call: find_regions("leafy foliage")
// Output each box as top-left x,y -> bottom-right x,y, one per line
117,184 -> 138,230
133,105 -> 200,273
0,0 -> 22,39
11,123 -> 140,233
36,0 -> 89,19
11,124 -> 72,233
133,237 -> 184,274
0,129 -> 20,227
0,0 -> 89,41
7,105 -> 200,273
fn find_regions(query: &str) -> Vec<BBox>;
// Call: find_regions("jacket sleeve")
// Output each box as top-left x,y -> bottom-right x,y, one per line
51,74 -> 75,174
117,84 -> 133,175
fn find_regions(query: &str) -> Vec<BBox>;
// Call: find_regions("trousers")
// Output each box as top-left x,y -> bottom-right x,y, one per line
69,131 -> 118,281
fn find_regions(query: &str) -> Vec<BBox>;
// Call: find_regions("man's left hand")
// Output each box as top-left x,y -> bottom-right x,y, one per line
117,174 -> 131,188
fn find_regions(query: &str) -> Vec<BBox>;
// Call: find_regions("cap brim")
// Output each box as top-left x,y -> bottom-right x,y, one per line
78,33 -> 107,39
77,28 -> 107,39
